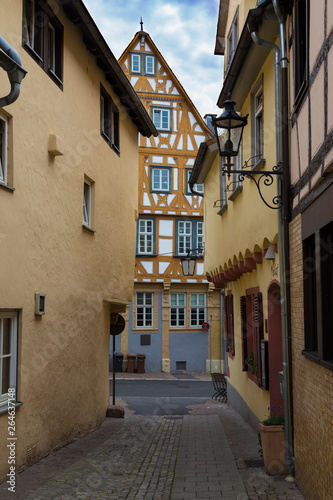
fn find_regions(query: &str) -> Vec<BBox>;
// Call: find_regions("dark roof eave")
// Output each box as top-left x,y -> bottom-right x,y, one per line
60,0 -> 158,138
190,138 -> 219,187
217,4 -> 279,109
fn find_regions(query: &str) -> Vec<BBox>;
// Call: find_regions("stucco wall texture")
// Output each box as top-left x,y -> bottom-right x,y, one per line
0,0 -> 139,482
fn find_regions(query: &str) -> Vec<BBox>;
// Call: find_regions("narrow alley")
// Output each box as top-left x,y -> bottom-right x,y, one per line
0,373 -> 305,500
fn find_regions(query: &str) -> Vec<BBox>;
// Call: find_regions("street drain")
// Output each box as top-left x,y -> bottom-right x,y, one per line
244,459 -> 264,468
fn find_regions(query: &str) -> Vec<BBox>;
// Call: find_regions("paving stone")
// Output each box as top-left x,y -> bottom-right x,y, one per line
0,402 -> 305,500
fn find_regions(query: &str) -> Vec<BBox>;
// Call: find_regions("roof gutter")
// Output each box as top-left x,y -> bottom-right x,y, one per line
0,36 -> 27,107
60,0 -> 158,138
189,142 -> 208,197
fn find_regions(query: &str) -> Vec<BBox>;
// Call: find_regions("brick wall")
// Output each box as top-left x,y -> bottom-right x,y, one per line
290,214 -> 333,499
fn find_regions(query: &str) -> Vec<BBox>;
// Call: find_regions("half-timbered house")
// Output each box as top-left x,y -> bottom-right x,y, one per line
117,27 -> 222,373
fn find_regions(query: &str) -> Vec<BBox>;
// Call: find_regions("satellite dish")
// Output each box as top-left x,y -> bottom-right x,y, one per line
110,314 -> 126,336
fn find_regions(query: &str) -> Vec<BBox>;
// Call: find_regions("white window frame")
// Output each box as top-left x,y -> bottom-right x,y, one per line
217,156 -> 227,215
136,292 -> 153,328
170,293 -> 186,328
197,221 -> 204,250
228,140 -> 243,201
138,219 -> 154,254
251,76 -> 264,167
255,88 -> 263,160
152,107 -> 171,132
83,180 -> 91,228
190,293 -> 206,327
226,8 -> 238,73
152,167 -> 170,192
130,53 -> 142,74
0,311 -> 18,409
144,54 -> 156,76
177,221 -> 192,256
0,114 -> 8,185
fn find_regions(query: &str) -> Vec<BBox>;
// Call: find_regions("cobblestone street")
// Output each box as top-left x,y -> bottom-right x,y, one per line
0,400 -> 305,500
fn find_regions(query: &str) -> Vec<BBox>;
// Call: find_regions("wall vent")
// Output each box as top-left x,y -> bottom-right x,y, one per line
27,444 -> 37,464
176,361 -> 186,371
35,293 -> 46,315
141,335 -> 151,346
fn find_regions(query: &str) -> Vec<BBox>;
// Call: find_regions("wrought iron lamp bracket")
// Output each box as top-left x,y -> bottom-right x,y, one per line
221,161 -> 283,210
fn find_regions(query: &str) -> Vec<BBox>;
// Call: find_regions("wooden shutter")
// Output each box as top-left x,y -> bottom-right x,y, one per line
224,295 -> 229,352
240,295 -> 248,371
229,294 -> 235,356
254,292 -> 263,386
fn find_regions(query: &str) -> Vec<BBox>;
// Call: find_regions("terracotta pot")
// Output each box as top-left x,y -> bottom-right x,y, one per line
259,423 -> 287,475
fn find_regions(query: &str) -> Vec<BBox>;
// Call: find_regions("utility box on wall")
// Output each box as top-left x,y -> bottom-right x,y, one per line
261,339 -> 269,390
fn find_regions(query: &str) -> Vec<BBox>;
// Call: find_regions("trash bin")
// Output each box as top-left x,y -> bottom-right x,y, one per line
114,352 -> 124,373
127,353 -> 136,373
137,353 -> 146,374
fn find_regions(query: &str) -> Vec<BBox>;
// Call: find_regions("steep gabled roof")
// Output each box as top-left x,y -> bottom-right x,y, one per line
119,30 -> 214,139
59,0 -> 157,137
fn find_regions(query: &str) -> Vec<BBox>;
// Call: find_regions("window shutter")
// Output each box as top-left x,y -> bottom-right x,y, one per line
254,292 -> 263,386
224,295 -> 229,352
240,295 -> 247,371
229,294 -> 235,356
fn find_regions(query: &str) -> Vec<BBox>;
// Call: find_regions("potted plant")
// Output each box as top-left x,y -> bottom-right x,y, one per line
258,406 -> 287,475
245,350 -> 257,374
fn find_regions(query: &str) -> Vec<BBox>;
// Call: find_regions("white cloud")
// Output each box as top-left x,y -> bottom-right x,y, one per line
82,0 -> 222,117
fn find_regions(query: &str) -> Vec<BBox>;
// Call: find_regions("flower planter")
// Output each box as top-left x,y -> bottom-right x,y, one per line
259,422 -> 287,475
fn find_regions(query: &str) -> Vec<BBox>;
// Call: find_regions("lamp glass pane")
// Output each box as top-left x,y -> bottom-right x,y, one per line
188,259 -> 196,276
181,259 -> 189,275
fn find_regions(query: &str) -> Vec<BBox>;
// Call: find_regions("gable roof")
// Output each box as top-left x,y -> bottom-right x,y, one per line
59,0 -> 158,137
119,30 -> 214,138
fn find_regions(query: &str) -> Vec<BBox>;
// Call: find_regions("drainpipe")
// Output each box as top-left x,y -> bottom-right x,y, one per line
221,289 -> 225,374
248,3 -> 294,476
0,36 -> 27,107
272,0 -> 293,476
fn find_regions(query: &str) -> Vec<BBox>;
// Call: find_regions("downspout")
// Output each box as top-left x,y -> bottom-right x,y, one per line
272,0 -> 293,476
248,5 -> 294,476
0,36 -> 27,107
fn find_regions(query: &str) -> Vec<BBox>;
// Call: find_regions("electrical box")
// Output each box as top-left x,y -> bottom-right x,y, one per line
35,292 -> 46,316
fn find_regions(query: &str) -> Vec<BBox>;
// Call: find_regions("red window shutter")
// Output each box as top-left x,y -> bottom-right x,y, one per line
240,295 -> 247,371
254,292 -> 263,386
224,295 -> 229,352
229,294 -> 235,356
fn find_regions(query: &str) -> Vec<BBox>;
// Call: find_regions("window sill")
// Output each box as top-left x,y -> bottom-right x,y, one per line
228,185 -> 242,202
251,158 -> 266,171
136,254 -> 157,258
151,190 -> 171,195
0,183 -> 15,193
302,350 -> 333,371
0,401 -> 23,415
134,327 -> 157,332
24,43 -> 43,63
48,69 -> 63,90
82,224 -> 95,234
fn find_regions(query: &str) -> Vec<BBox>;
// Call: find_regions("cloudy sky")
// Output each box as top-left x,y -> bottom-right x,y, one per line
82,0 -> 223,118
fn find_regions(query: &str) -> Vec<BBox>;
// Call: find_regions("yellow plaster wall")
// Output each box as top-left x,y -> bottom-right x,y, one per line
0,0 -> 139,481
203,47 -> 279,421
204,52 -> 278,278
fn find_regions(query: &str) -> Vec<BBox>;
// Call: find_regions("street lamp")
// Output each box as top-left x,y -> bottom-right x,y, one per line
213,93 -> 248,178
212,93 -> 282,210
180,248 -> 204,276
